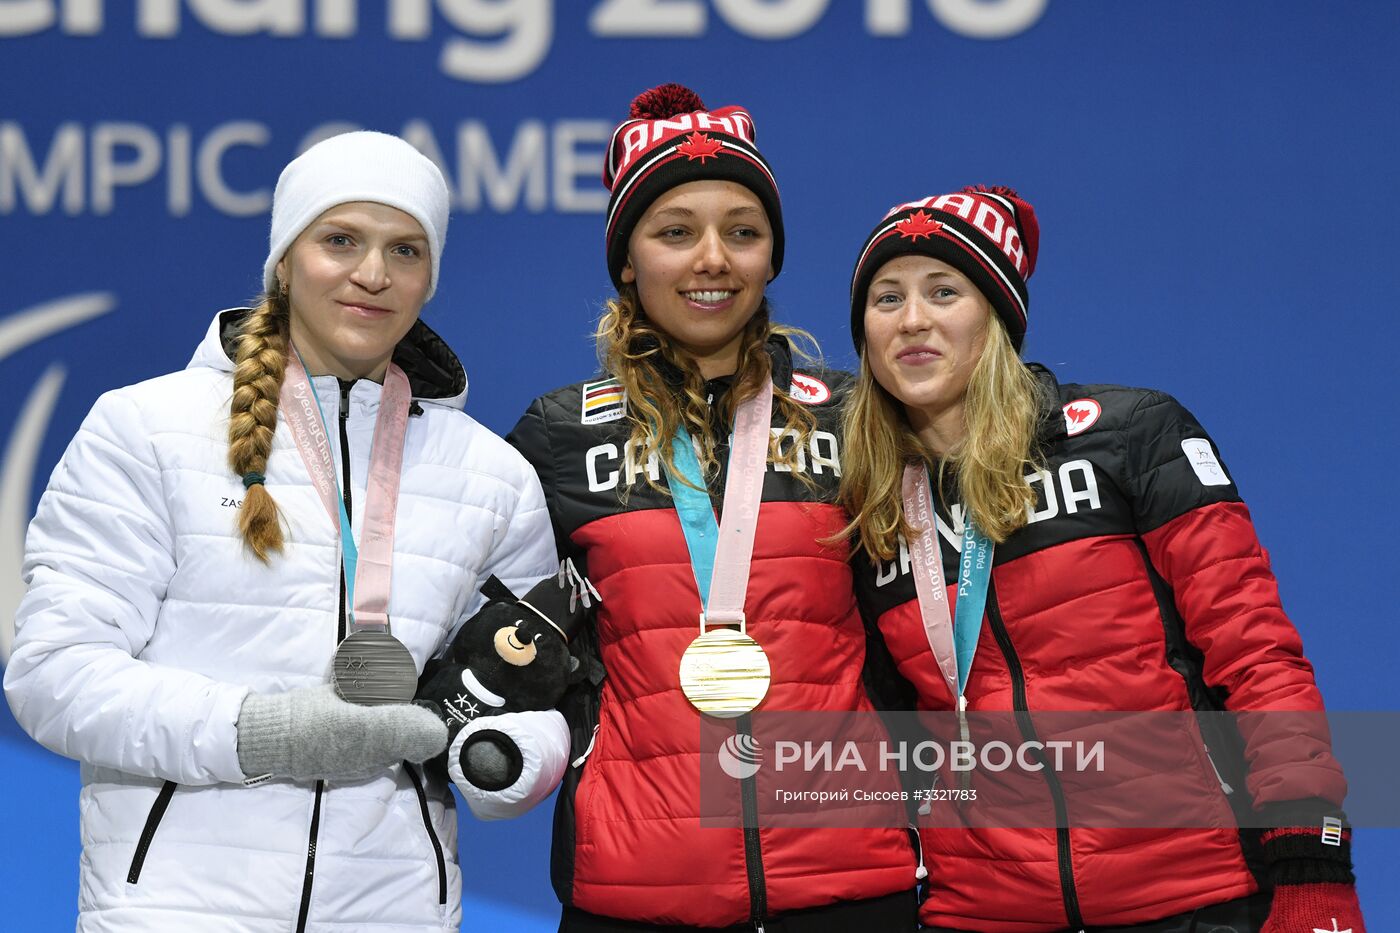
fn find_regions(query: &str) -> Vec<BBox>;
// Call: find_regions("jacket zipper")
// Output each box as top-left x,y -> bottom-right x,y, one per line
1131,540 -> 1248,815
405,763 -> 449,905
125,780 -> 177,884
704,406 -> 767,925
293,380 -> 356,932
335,380 -> 353,642
984,585 -> 1086,932
738,714 -> 768,925
294,780 -> 324,932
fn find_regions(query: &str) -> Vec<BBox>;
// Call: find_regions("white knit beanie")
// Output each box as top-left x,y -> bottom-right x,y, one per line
263,131 -> 451,300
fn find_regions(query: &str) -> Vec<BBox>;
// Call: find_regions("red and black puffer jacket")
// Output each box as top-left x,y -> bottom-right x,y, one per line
854,366 -> 1347,932
508,339 -> 917,927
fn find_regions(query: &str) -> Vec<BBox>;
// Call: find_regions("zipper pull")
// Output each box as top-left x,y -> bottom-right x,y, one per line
956,694 -> 972,792
1203,743 -> 1233,795
338,379 -> 353,422
571,724 -> 599,768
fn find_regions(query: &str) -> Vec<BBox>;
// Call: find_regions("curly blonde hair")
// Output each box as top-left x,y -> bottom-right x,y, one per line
595,285 -> 818,493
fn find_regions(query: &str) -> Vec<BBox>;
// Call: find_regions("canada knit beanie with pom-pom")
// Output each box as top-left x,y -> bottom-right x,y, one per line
602,83 -> 783,288
849,186 -> 1039,352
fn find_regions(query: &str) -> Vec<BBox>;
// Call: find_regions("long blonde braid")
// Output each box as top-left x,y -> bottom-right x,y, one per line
227,295 -> 291,561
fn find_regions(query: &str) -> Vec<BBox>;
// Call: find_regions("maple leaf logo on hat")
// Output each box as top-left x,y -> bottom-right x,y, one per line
676,131 -> 723,163
896,210 -> 942,241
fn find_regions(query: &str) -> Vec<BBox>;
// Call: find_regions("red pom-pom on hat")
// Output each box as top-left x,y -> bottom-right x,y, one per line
604,82 -> 782,288
630,83 -> 707,120
850,185 -> 1039,353
965,184 -> 1039,277
962,184 -> 1022,199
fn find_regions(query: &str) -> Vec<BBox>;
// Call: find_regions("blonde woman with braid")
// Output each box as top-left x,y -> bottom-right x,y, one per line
507,84 -> 919,933
843,187 -> 1365,932
4,131 -> 563,933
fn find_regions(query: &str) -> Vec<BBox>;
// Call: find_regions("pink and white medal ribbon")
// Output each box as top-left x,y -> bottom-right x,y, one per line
280,349 -> 417,705
900,463 -> 959,703
901,462 -> 995,788
671,377 -> 775,718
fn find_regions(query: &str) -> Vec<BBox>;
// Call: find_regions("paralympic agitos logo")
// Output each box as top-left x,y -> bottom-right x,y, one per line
0,293 -> 116,664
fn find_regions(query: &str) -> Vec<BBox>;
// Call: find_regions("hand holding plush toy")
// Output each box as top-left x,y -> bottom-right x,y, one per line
416,561 -> 598,817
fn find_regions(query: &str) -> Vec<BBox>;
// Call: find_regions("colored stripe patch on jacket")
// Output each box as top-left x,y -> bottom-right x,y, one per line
581,380 -> 626,424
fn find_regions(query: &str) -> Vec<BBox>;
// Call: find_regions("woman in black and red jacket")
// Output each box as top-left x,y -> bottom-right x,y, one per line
505,85 -> 918,932
839,186 -> 1365,932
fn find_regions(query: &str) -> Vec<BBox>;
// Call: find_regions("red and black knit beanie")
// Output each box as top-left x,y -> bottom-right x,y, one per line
603,83 -> 784,288
850,186 -> 1040,353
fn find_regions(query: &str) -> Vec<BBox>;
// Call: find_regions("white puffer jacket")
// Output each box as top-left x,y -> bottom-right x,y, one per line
5,310 -> 563,933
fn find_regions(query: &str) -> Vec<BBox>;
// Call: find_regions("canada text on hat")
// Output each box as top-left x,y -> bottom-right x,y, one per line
602,83 -> 784,288
607,108 -> 757,182
849,185 -> 1039,352
884,192 -> 1032,280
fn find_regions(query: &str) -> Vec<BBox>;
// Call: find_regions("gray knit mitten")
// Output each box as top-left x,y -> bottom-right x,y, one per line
236,684 -> 448,781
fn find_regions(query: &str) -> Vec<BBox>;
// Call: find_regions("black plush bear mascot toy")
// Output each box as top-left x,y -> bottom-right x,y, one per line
416,560 -> 598,802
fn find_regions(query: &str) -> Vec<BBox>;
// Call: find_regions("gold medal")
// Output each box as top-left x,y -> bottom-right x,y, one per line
678,626 -> 771,718
668,381 -> 776,719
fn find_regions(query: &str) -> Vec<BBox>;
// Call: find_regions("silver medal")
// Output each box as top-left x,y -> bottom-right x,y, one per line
332,630 -> 418,706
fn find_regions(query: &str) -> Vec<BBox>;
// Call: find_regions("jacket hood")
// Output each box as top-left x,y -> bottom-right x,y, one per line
1028,362 -> 1068,444
187,308 -> 469,411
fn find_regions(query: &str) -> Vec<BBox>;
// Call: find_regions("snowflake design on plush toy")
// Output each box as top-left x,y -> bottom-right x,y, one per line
454,693 -> 481,719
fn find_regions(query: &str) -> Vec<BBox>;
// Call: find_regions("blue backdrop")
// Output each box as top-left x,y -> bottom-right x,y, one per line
3,1 -> 1397,929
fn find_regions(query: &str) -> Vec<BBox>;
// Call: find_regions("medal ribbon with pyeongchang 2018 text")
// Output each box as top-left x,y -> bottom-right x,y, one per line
901,463 -> 995,780
669,377 -> 774,718
281,348 -> 418,706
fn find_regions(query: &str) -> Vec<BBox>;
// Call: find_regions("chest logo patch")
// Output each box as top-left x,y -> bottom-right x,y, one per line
789,372 -> 831,405
581,379 -> 626,424
1181,438 -> 1231,487
1063,398 -> 1102,436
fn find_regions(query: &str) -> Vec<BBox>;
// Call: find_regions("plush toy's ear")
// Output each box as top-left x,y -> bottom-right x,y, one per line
566,655 -> 586,685
571,651 -> 606,687
479,575 -> 517,604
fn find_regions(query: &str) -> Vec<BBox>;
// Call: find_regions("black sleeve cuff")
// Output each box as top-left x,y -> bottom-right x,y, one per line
1260,820 -> 1355,886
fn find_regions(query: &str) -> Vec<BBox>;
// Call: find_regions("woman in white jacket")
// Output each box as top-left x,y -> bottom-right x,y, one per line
4,131 -> 568,932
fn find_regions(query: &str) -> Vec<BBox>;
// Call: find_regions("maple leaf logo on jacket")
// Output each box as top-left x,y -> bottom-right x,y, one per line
676,131 -> 723,163
895,210 -> 942,241
1062,398 -> 1102,436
